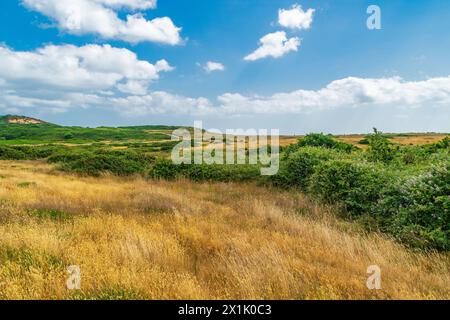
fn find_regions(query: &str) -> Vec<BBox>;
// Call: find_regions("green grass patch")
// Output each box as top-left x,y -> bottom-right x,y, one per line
27,209 -> 72,221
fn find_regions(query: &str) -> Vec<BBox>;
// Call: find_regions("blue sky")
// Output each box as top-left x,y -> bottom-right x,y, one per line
0,0 -> 449,133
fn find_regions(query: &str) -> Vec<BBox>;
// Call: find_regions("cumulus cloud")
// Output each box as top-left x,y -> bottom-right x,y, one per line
213,76 -> 450,114
244,31 -> 301,61
1,44 -> 449,118
21,0 -> 182,45
109,75 -> 450,116
0,43 -> 173,111
92,0 -> 157,10
203,61 -> 225,73
110,92 -> 213,116
0,44 -> 173,91
278,4 -> 315,30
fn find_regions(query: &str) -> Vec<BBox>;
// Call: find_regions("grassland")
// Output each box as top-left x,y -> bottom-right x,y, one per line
0,117 -> 448,300
0,161 -> 448,300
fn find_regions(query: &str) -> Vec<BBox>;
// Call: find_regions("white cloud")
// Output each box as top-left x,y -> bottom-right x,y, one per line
212,76 -> 450,114
203,61 -> 225,73
109,75 -> 450,116
0,44 -> 173,111
244,31 -> 300,61
155,59 -> 175,72
110,92 -> 213,116
278,4 -> 315,30
21,0 -> 182,45
92,0 -> 157,10
117,80 -> 149,95
0,44 -> 449,118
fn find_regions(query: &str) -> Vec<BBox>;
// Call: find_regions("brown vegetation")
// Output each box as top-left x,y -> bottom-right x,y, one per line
0,161 -> 448,300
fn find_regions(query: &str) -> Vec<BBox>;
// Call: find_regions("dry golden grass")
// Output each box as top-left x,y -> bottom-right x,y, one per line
336,134 -> 448,149
0,161 -> 448,300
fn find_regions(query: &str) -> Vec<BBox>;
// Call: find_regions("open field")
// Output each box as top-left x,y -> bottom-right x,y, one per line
0,161 -> 448,300
0,118 -> 448,300
335,134 -> 449,149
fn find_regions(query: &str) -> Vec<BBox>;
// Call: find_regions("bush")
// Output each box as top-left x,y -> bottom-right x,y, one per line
52,150 -> 155,177
297,133 -> 357,153
0,146 -> 27,160
271,147 -> 333,189
367,128 -> 398,163
183,164 -> 261,182
0,145 -> 64,160
374,163 -> 449,250
309,160 -> 389,217
149,158 -> 182,180
149,159 -> 261,183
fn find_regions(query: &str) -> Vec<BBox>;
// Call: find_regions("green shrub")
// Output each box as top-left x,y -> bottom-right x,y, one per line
374,163 -> 449,250
309,160 -> 389,217
149,158 -> 182,180
0,146 -> 27,160
367,128 -> 398,163
53,150 -> 155,177
297,133 -> 357,153
183,164 -> 260,182
272,147 -> 333,189
0,145 -> 66,160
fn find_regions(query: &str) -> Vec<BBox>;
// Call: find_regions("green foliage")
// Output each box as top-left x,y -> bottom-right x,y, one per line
149,158 -> 181,180
0,145 -> 27,160
422,135 -> 450,154
297,133 -> 357,153
367,128 -> 398,163
149,159 -> 261,182
0,122 -> 171,144
309,160 -> 389,216
50,149 -> 156,177
28,209 -> 71,221
0,246 -> 64,271
270,134 -> 450,251
182,164 -> 261,182
374,163 -> 449,250
271,147 -> 333,190
0,145 -> 63,160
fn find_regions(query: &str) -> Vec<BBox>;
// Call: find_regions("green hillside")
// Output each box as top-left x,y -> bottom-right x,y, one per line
0,115 -> 178,145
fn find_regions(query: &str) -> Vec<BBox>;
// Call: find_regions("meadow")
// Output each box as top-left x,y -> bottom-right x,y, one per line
0,161 -> 448,299
0,117 -> 449,299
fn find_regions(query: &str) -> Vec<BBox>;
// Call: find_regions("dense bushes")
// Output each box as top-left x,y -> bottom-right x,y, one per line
0,123 -> 170,144
271,147 -> 333,189
309,160 -> 390,216
149,158 -> 261,182
366,128 -> 398,163
0,146 -> 28,160
374,163 -> 449,250
49,149 -> 155,177
297,133 -> 357,153
269,132 -> 449,251
0,145 -> 63,160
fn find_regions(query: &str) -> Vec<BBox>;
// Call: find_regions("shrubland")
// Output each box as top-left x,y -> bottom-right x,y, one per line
273,131 -> 449,251
0,125 -> 448,251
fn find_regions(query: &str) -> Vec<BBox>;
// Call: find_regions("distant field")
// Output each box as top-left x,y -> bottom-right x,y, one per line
1,117 -> 447,152
278,133 -> 449,149
335,133 -> 449,149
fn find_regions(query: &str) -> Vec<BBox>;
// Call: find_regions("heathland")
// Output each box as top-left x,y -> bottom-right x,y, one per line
0,116 -> 448,299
